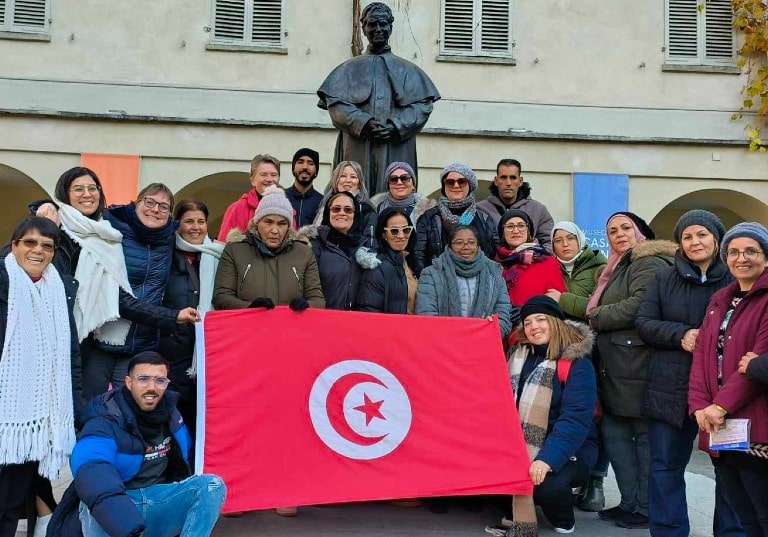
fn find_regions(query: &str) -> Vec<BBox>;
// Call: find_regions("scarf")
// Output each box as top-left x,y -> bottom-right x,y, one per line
58,203 -> 135,343
122,386 -> 171,434
326,227 -> 361,257
429,249 -> 499,319
378,192 -> 416,214
175,235 -> 224,377
124,203 -> 177,247
0,256 -> 74,479
497,242 -> 550,288
438,194 -> 476,229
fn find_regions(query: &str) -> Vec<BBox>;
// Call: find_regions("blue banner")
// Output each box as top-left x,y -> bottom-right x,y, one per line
573,173 -> 629,258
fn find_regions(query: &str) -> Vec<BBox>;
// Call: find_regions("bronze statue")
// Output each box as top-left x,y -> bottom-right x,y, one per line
317,2 -> 441,196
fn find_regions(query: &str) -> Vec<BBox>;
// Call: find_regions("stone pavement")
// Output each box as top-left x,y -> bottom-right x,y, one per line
18,450 -> 717,537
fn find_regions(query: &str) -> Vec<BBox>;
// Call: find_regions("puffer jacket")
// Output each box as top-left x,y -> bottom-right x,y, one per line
476,183 -> 554,249
213,227 -> 325,310
306,225 -> 361,311
414,205 -> 499,275
355,247 -> 410,314
557,248 -> 608,320
636,252 -> 732,428
588,240 -> 676,418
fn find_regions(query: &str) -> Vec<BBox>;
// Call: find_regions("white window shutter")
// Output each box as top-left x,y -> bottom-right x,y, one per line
704,0 -> 733,60
251,0 -> 282,45
667,0 -> 699,59
443,0 -> 475,53
0,0 -> 6,26
480,0 -> 510,53
11,0 -> 46,29
213,0 -> 246,41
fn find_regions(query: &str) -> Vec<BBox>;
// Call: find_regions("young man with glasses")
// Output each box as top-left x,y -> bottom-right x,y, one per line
49,352 -> 226,537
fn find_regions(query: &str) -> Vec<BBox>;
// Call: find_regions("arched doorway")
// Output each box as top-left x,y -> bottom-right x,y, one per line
649,189 -> 768,240
174,171 -> 250,239
0,164 -> 51,240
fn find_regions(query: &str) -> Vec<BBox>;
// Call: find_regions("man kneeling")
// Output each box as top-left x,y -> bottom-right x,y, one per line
50,351 -> 226,537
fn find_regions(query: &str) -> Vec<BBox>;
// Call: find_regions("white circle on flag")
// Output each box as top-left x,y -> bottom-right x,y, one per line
308,360 -> 412,460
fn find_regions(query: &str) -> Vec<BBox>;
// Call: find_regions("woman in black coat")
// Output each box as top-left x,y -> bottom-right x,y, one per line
636,210 -> 739,537
355,207 -> 418,314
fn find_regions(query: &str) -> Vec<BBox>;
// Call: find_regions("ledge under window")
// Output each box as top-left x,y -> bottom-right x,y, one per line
206,43 -> 286,55
0,30 -> 50,42
662,63 -> 740,74
436,54 -> 516,66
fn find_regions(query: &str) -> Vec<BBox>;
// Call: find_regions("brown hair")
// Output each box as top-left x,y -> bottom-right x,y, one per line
173,199 -> 209,221
137,183 -> 175,210
250,154 -> 281,176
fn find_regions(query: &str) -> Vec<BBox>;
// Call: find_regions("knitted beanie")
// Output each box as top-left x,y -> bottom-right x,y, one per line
720,222 -> 768,262
252,186 -> 294,226
440,163 -> 478,193
291,147 -> 319,168
607,212 -> 655,240
383,161 -> 417,188
521,295 -> 565,321
673,209 -> 726,244
499,209 -> 535,242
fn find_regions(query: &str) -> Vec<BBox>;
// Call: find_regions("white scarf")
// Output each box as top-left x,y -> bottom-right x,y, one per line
58,204 -> 135,344
175,235 -> 224,377
0,255 -> 75,479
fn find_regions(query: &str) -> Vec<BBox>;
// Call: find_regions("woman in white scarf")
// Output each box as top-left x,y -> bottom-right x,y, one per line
159,200 -> 223,440
0,217 -> 80,537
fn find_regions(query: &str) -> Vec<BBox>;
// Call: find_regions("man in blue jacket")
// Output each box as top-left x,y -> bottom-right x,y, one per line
50,351 -> 226,537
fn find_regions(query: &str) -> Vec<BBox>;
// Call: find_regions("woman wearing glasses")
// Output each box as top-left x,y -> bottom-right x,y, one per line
370,162 -> 436,224
416,225 -> 511,338
689,222 -> 768,537
414,163 -> 498,274
356,207 -> 419,314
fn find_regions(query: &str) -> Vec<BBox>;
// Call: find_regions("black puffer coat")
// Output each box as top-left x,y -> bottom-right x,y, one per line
355,247 -> 409,314
309,226 -> 361,311
636,251 -> 732,428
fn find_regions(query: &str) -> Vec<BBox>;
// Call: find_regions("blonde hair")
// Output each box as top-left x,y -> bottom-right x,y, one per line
516,315 -> 586,360
330,161 -> 369,199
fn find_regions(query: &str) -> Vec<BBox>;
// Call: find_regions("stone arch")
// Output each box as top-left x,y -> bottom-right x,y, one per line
173,171 -> 250,238
649,189 -> 768,240
0,163 -> 51,240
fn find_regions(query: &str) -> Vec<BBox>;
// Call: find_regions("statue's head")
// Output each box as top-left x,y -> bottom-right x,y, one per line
361,2 -> 394,49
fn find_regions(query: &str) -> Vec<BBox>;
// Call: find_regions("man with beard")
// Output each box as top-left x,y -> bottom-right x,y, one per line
48,352 -> 226,537
285,147 -> 323,227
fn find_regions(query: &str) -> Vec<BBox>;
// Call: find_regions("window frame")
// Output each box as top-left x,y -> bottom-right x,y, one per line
0,0 -> 51,41
664,0 -> 736,67
439,0 -> 514,61
208,0 -> 286,53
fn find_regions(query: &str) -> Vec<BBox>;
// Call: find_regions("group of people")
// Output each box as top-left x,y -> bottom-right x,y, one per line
0,149 -> 766,537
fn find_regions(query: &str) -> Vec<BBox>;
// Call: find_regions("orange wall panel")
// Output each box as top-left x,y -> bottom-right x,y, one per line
80,154 -> 140,206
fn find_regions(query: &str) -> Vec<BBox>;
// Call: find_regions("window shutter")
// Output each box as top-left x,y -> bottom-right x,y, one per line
12,0 -> 46,28
480,0 -> 510,53
213,0 -> 246,41
251,0 -> 282,45
443,0 -> 475,52
704,0 -> 733,60
667,0 -> 698,59
0,0 -> 6,26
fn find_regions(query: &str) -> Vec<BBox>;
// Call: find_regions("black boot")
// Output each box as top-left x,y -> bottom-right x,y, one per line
578,477 -> 605,512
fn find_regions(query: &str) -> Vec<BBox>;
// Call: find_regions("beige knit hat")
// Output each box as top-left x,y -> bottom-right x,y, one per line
252,185 -> 293,226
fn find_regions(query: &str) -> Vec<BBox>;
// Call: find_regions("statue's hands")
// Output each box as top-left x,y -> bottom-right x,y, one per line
371,122 -> 395,143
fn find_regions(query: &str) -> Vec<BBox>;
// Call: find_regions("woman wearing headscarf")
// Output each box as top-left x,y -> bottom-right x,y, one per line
160,200 -> 224,440
636,210 -> 740,537
414,163 -> 498,274
370,161 -> 436,224
416,225 -> 512,339
689,222 -> 768,537
587,212 -> 676,530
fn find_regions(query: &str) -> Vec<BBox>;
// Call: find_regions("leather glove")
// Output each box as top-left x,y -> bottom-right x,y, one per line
249,297 -> 275,310
289,297 -> 310,312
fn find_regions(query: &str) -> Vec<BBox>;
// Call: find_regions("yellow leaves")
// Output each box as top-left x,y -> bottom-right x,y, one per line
733,0 -> 768,154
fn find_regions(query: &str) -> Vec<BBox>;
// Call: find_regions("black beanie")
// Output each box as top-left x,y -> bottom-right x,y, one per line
520,295 -> 565,322
292,148 -> 320,168
607,212 -> 655,240
498,209 -> 535,243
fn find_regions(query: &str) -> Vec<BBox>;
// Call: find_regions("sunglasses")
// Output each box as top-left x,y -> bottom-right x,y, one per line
388,174 -> 413,185
330,205 -> 355,214
384,226 -> 414,237
444,178 -> 468,188
16,238 -> 55,253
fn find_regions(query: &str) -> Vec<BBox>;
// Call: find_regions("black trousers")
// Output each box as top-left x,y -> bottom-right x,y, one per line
82,344 -> 131,402
717,451 -> 768,537
0,463 -> 38,537
534,458 -> 591,529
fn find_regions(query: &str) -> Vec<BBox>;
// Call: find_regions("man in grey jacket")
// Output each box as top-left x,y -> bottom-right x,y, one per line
477,158 -> 554,249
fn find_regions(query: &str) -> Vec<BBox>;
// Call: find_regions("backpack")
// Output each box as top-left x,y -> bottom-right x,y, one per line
557,359 -> 602,422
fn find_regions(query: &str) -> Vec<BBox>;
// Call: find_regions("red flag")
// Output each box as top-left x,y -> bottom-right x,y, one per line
196,307 -> 532,513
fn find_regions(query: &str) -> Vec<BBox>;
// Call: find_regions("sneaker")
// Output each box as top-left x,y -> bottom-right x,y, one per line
615,511 -> 649,529
597,505 -> 630,522
484,517 -> 514,537
554,524 -> 576,534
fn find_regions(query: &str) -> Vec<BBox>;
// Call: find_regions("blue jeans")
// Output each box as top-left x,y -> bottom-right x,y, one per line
592,420 -> 610,478
648,418 -> 698,537
79,475 -> 226,537
602,413 -> 649,515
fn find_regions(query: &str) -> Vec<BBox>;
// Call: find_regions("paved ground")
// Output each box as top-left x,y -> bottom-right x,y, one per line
17,449 -> 716,537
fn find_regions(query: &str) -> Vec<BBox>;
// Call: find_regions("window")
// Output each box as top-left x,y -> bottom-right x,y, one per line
440,0 -> 513,58
210,0 -> 285,50
0,0 -> 50,38
666,0 -> 734,66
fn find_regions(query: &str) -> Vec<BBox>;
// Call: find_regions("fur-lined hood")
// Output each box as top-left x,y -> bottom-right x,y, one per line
355,246 -> 381,270
510,320 -> 594,363
629,239 -> 677,261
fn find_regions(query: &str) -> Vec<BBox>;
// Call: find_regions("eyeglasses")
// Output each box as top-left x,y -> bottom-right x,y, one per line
388,174 -> 413,185
444,178 -> 468,188
140,197 -> 172,213
384,226 -> 413,237
504,223 -> 529,232
69,185 -> 100,195
553,235 -> 578,246
726,248 -> 764,261
451,239 -> 478,248
131,375 -> 171,389
16,238 -> 55,253
329,206 -> 355,214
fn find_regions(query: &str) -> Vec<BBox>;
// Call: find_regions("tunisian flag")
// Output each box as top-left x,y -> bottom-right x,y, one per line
195,308 -> 532,513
